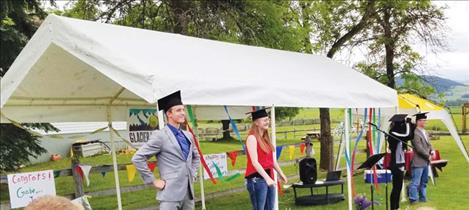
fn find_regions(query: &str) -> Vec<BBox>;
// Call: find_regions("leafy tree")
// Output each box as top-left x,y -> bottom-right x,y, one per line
356,0 -> 447,90
0,0 -> 58,172
297,0 -> 377,170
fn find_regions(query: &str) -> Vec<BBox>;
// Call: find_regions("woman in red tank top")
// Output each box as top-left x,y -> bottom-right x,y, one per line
245,108 -> 287,210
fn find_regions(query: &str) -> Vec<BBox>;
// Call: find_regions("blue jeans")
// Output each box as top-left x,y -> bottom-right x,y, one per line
408,166 -> 429,202
246,177 -> 275,210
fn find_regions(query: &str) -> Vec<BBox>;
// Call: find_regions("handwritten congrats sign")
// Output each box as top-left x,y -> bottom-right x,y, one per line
203,153 -> 228,180
7,170 -> 56,208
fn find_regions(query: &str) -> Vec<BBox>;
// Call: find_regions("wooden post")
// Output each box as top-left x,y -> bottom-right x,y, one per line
462,103 -> 468,134
71,144 -> 84,198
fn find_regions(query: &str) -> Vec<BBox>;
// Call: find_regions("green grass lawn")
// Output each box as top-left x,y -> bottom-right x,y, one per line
1,107 -> 467,209
2,133 -> 468,210
73,134 -> 469,210
199,135 -> 469,210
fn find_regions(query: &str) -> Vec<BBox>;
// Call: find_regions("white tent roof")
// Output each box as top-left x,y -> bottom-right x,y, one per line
1,15 -> 397,123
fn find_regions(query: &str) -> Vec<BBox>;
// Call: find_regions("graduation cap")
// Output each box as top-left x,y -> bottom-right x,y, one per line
388,114 -> 408,122
357,153 -> 386,169
414,112 -> 429,121
157,91 -> 183,113
247,108 -> 270,121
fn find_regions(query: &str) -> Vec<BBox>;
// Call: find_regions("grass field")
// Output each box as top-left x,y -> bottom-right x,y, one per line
1,107 -> 468,209
2,134 -> 468,209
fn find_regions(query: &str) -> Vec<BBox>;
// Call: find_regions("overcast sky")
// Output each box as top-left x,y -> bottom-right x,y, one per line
426,1 -> 469,83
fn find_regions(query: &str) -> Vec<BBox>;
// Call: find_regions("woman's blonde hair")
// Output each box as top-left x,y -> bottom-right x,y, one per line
249,121 -> 274,153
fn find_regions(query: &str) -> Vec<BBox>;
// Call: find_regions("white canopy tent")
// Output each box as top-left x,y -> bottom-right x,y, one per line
396,94 -> 469,163
0,15 -> 398,210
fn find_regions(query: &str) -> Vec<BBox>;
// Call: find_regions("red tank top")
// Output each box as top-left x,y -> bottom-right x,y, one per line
245,131 -> 274,178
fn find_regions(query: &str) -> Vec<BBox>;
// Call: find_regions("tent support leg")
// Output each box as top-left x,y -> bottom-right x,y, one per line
199,165 -> 206,209
107,106 -> 123,210
271,105 -> 278,210
345,108 -> 353,210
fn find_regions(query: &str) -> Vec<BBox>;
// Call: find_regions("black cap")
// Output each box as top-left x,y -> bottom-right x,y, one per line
389,114 -> 408,122
357,153 -> 386,169
157,91 -> 183,113
247,108 -> 269,121
414,112 -> 428,121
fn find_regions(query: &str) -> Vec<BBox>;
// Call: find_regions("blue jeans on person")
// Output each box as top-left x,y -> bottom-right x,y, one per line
246,177 -> 275,210
408,166 -> 429,202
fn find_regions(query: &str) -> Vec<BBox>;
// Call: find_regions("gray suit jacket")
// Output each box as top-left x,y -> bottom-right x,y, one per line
411,128 -> 433,168
132,125 -> 200,201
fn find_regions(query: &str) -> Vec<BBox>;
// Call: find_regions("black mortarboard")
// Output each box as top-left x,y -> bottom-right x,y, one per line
157,91 -> 183,113
358,153 -> 386,169
247,108 -> 270,121
389,114 -> 408,122
414,112 -> 428,121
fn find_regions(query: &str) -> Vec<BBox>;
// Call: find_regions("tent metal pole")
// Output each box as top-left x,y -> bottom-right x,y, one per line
107,106 -> 123,210
345,108 -> 353,210
190,106 -> 206,210
4,103 -> 153,107
199,164 -> 206,210
271,105 -> 278,210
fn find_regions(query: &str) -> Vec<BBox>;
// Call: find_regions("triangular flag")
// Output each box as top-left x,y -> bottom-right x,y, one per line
99,165 -> 112,177
147,162 -> 156,172
227,151 -> 238,167
79,165 -> 92,187
300,143 -> 306,155
276,146 -> 283,160
72,196 -> 92,210
75,165 -> 84,179
53,170 -> 60,178
126,164 -> 136,182
288,145 -> 295,160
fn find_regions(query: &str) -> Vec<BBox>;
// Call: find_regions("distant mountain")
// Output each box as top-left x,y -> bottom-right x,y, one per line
397,75 -> 467,92
421,75 -> 466,92
396,75 -> 468,106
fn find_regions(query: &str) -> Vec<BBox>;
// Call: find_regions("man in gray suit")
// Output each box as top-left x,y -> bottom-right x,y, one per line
132,91 -> 200,210
409,112 -> 432,204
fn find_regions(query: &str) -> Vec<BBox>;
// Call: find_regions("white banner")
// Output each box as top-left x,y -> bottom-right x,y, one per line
203,153 -> 228,180
7,170 -> 56,209
128,108 -> 159,148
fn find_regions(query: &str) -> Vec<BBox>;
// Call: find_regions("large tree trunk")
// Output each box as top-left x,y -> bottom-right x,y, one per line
385,43 -> 395,88
317,0 -> 376,171
319,108 -> 334,171
382,8 -> 396,89
221,120 -> 232,140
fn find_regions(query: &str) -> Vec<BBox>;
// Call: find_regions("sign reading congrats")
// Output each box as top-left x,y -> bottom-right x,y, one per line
7,170 -> 56,208
203,153 -> 228,180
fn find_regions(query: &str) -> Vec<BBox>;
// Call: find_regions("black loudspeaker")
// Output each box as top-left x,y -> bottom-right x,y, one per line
299,157 -> 317,184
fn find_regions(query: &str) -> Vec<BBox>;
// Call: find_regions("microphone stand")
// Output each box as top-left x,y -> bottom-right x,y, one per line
369,122 -> 413,210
